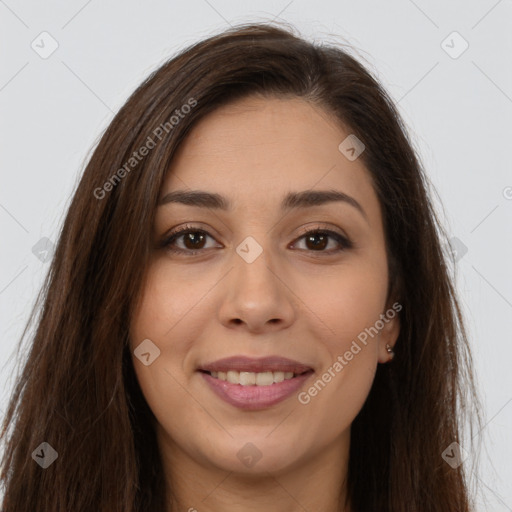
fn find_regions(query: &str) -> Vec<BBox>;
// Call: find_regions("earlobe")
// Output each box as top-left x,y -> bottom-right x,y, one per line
385,343 -> 395,361
378,339 -> 397,364
378,311 -> 400,363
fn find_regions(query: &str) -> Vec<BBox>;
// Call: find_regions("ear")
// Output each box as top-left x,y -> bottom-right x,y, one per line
377,301 -> 401,363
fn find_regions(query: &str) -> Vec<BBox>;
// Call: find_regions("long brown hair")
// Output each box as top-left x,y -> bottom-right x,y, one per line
0,21 -> 482,511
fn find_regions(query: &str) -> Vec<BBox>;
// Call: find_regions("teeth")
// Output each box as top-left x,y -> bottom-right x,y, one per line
239,371 -> 255,386
209,370 -> 296,386
256,372 -> 273,386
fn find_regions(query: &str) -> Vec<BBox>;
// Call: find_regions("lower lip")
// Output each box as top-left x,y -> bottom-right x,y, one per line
199,371 -> 314,410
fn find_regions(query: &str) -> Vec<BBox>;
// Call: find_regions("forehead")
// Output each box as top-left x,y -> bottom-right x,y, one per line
161,96 -> 378,218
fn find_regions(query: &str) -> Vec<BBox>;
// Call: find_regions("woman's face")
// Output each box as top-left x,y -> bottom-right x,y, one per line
129,95 -> 400,477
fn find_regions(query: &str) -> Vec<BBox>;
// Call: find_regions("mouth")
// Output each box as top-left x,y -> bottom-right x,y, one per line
197,355 -> 314,410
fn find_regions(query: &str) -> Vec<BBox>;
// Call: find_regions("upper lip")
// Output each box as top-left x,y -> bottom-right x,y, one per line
198,356 -> 314,374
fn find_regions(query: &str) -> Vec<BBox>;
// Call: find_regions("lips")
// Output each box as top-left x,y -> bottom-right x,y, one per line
198,355 -> 313,374
197,356 -> 314,410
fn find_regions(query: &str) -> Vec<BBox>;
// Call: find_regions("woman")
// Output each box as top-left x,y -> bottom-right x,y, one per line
0,21 -> 481,511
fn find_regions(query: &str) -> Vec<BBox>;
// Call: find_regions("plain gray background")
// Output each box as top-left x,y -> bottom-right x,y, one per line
1,0 -> 511,508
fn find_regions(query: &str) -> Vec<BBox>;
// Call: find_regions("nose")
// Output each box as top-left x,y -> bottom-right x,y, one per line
217,240 -> 296,333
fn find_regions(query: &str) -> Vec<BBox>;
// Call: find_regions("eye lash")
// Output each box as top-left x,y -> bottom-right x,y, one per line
296,227 -> 354,252
159,224 -> 353,255
158,224 -> 207,253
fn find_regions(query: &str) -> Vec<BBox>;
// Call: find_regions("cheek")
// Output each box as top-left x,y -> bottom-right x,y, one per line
128,268 -> 204,447
128,260 -> 227,414
128,265 -> 193,405
130,261 -> 213,352
294,262 -> 386,421
302,260 -> 388,348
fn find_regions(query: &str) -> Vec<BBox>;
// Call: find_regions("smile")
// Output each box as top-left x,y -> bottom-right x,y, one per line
197,355 -> 315,410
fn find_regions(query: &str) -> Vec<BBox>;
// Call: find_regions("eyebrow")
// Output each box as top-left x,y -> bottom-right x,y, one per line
158,189 -> 368,222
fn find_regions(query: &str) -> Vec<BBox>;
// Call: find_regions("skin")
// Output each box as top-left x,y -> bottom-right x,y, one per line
129,95 -> 400,512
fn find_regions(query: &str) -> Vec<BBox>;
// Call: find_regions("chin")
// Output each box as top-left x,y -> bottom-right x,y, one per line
202,433 -> 306,475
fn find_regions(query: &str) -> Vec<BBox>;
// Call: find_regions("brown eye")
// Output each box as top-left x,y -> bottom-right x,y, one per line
161,226 -> 219,254
181,232 -> 207,250
303,232 -> 329,251
293,229 -> 352,253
